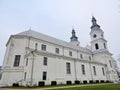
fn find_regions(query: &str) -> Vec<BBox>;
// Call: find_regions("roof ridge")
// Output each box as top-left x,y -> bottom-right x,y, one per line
15,30 -> 92,53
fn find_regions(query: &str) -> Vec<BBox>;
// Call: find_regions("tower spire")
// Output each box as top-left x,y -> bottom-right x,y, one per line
90,16 -> 108,52
70,28 -> 78,42
91,16 -> 100,29
70,28 -> 80,46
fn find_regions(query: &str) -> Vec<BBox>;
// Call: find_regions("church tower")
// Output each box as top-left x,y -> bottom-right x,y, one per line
70,28 -> 80,46
90,17 -> 118,82
90,16 -> 108,52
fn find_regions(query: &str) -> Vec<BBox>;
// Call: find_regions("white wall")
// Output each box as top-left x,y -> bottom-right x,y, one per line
1,35 -> 118,87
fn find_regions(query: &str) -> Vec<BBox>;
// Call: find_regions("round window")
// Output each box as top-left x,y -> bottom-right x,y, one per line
93,34 -> 97,38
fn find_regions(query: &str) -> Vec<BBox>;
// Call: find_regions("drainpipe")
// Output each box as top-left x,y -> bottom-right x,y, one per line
90,61 -> 93,81
30,51 -> 35,87
74,59 -> 77,81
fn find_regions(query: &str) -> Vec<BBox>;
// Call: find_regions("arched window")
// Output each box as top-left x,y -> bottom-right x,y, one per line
35,43 -> 38,50
93,34 -> 97,38
101,34 -> 103,37
95,43 -> 99,50
104,43 -> 106,49
109,60 -> 112,68
43,57 -> 47,65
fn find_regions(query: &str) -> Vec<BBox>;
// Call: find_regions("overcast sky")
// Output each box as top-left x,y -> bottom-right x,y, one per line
0,0 -> 120,65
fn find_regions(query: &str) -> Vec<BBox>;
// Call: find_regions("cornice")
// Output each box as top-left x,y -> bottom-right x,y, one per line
25,47 -> 106,66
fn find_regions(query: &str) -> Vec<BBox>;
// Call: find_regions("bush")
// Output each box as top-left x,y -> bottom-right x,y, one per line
89,80 -> 93,83
66,81 -> 72,85
75,80 -> 80,84
83,81 -> 87,84
96,80 -> 99,83
106,80 -> 110,83
100,80 -> 104,83
51,81 -> 57,86
12,83 -> 19,87
38,81 -> 45,86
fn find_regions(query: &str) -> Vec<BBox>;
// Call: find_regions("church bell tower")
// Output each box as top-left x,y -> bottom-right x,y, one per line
90,16 -> 108,52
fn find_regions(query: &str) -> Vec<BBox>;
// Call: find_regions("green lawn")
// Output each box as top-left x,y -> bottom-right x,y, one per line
0,84 -> 120,90
52,84 -> 120,90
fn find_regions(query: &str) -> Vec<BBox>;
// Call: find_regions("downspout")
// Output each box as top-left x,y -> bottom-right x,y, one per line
90,62 -> 93,81
30,51 -> 35,87
74,50 -> 79,81
90,54 -> 93,81
74,59 -> 77,81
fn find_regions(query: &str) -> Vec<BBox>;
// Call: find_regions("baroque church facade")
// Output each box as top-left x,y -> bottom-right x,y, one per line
0,17 -> 118,87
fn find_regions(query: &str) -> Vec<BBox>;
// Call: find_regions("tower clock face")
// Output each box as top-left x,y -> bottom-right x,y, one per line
93,34 -> 97,38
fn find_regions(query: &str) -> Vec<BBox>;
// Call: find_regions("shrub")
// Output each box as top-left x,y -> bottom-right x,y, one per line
89,80 -> 93,83
75,80 -> 80,84
38,81 -> 45,86
106,80 -> 110,83
66,81 -> 72,85
96,80 -> 99,83
51,81 -> 57,86
100,80 -> 104,83
83,80 -> 87,84
12,83 -> 19,87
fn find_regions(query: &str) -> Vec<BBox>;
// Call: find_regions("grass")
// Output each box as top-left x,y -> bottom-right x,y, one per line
0,83 -> 120,90
52,84 -> 120,90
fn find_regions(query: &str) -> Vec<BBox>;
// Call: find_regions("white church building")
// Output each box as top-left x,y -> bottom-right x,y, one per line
0,17 -> 118,87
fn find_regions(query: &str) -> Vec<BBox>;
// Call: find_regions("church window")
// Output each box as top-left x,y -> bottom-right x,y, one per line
80,54 -> 83,59
42,71 -> 47,80
55,48 -> 59,54
13,55 -> 21,67
93,66 -> 96,75
0,73 -> 2,80
24,72 -> 27,81
102,67 -> 105,76
66,62 -> 71,74
104,43 -> 106,49
43,57 -> 47,66
89,56 -> 91,60
109,60 -> 112,68
41,44 -> 46,51
69,51 -> 72,56
101,34 -> 103,37
35,43 -> 38,50
95,43 -> 99,50
81,64 -> 85,75
26,58 -> 28,66
93,34 -> 97,38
